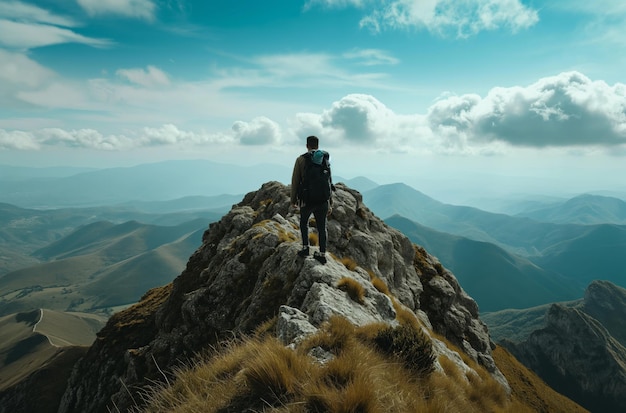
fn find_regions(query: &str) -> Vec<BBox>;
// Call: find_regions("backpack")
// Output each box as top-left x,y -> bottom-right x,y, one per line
299,150 -> 332,205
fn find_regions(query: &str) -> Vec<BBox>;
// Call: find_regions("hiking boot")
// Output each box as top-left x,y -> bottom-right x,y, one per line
297,246 -> 309,258
314,251 -> 327,264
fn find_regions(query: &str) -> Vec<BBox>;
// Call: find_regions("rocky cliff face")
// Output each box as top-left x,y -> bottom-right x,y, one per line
58,181 -> 506,413
503,280 -> 626,413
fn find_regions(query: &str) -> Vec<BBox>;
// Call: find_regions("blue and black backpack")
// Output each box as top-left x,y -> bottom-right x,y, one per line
299,149 -> 333,205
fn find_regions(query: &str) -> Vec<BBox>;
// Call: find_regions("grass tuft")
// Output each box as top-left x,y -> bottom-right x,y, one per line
339,256 -> 358,271
337,277 -> 366,304
372,323 -> 436,377
371,277 -> 390,295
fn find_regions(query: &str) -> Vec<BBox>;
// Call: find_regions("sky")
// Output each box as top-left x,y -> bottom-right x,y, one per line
1,0 -> 626,203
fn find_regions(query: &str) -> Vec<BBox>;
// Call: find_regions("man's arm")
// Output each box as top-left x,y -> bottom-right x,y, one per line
291,156 -> 303,205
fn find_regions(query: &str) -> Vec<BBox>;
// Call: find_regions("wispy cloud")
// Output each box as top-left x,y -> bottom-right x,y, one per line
0,1 -> 111,50
116,66 -> 171,87
77,0 -> 157,20
306,0 -> 539,37
0,1 -> 77,27
343,48 -> 400,66
0,19 -> 111,49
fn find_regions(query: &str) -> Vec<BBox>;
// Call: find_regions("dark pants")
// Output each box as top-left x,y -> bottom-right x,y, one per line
300,202 -> 329,253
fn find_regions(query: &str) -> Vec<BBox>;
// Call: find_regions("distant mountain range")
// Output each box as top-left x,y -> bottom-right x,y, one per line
2,160 -> 626,315
514,194 -> 626,225
0,160 -> 289,208
363,183 -> 626,310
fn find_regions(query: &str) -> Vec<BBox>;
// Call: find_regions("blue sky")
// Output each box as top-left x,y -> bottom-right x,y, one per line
1,0 -> 626,202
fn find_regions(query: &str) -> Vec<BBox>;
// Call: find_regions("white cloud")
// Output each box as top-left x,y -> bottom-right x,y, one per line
0,124 -> 235,151
429,71 -> 626,148
362,0 -> 539,37
343,48 -> 400,66
77,0 -> 157,20
116,66 -> 170,87
232,117 -> 282,145
289,72 -> 626,155
305,0 -> 539,37
0,1 -> 77,27
0,19 -> 111,49
0,49 -> 55,87
0,129 -> 39,150
0,1 -> 111,50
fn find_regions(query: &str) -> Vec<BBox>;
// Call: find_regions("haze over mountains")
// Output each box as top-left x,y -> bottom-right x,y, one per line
2,159 -> 626,315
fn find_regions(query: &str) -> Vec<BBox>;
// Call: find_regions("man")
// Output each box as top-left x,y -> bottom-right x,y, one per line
291,135 -> 333,264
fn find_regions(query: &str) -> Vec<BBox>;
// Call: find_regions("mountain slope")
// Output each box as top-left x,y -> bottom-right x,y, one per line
0,309 -> 105,413
516,194 -> 626,225
386,215 -> 581,311
0,309 -> 106,390
0,220 -> 207,316
48,181 -> 588,413
485,280 -> 626,413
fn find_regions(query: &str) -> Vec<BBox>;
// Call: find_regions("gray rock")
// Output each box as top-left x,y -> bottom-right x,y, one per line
58,181 -> 507,413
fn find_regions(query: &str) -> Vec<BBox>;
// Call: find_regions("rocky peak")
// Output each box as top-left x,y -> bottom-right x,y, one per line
583,280 -> 626,347
59,181 -> 506,413
505,300 -> 626,412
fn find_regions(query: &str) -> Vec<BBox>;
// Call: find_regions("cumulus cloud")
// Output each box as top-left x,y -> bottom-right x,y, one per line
306,0 -> 539,37
429,71 -> 626,148
0,124 -> 236,151
232,117 -> 282,145
289,72 -> 626,155
116,66 -> 170,87
293,94 -> 433,153
0,129 -> 39,150
77,0 -> 157,20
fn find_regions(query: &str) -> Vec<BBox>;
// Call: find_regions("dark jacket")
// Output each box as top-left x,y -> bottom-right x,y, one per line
291,150 -> 333,206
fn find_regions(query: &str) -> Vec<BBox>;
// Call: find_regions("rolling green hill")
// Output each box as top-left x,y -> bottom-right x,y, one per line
0,220 -> 207,316
0,202 -> 224,277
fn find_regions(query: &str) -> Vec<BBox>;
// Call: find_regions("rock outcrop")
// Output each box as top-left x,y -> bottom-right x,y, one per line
503,280 -> 626,413
58,181 -> 506,413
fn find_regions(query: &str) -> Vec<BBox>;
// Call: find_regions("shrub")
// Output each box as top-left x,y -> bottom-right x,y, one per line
337,277 -> 366,304
371,323 -> 436,376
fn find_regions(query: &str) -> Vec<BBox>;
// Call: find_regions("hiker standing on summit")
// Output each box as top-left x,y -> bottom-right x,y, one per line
291,135 -> 333,264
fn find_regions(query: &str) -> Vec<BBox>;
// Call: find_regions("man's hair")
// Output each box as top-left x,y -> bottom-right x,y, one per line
306,135 -> 319,149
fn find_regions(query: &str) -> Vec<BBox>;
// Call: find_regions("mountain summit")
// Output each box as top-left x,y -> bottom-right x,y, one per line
51,182 -> 579,412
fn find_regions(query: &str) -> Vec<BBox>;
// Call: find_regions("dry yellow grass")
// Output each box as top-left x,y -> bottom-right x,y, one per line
140,315 -> 539,413
308,232 -> 319,246
371,277 -> 390,295
339,256 -> 358,271
337,277 -> 366,304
